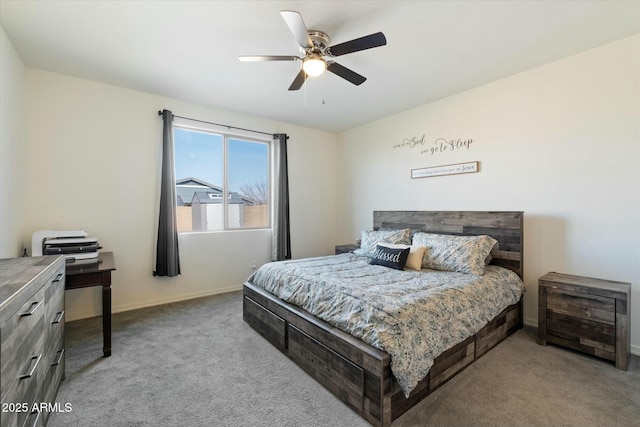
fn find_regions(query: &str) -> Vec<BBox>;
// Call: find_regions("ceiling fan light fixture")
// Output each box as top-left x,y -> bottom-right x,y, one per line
302,55 -> 326,77
241,11 -> 386,90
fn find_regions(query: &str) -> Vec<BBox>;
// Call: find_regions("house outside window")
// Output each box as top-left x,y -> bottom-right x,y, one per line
174,125 -> 270,232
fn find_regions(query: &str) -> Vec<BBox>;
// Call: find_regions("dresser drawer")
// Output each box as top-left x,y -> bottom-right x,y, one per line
24,407 -> 44,427
0,286 -> 46,403
44,269 -> 64,323
42,340 -> 65,426
44,268 -> 65,368
1,345 -> 46,427
44,346 -> 65,403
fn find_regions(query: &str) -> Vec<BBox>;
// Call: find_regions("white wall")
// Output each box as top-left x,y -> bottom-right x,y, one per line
0,26 -> 27,258
11,27 -> 639,353
337,35 -> 640,353
24,69 -> 338,320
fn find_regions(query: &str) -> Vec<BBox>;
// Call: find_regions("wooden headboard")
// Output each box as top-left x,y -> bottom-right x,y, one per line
373,211 -> 524,278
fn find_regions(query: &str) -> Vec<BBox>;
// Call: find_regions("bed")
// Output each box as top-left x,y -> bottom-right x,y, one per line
243,211 -> 524,426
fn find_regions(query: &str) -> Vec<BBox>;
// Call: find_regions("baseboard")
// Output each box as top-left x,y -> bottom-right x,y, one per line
523,316 -> 537,328
65,285 -> 243,322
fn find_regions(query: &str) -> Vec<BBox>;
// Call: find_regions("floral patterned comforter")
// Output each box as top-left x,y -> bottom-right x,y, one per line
247,253 -> 524,397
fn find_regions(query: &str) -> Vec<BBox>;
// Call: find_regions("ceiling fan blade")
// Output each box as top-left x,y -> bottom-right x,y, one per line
238,55 -> 299,62
280,10 -> 313,49
327,62 -> 366,86
288,69 -> 307,91
328,32 -> 387,57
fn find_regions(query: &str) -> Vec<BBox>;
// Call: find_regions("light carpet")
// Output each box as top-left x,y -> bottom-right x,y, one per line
48,291 -> 640,427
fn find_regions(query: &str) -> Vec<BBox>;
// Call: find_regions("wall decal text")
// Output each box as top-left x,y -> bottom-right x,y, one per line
394,134 -> 474,156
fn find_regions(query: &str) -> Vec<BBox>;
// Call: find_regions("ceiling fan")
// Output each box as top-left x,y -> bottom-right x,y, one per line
239,10 -> 387,91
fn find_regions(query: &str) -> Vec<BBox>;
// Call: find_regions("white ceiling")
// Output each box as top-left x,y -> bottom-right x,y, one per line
1,1 -> 639,132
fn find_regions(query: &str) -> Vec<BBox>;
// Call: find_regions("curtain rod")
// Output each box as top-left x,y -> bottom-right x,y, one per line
157,110 -> 274,137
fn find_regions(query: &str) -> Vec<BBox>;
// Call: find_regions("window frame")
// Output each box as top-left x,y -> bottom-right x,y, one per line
173,122 -> 271,233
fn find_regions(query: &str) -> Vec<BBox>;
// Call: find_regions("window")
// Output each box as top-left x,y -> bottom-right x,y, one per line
174,125 -> 270,232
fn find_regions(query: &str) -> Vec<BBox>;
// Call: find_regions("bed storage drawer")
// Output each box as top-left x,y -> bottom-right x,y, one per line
429,336 -> 475,390
476,302 -> 522,357
288,324 -> 364,411
243,296 -> 286,352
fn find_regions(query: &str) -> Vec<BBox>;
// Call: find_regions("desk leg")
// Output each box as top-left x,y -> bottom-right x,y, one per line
102,273 -> 112,357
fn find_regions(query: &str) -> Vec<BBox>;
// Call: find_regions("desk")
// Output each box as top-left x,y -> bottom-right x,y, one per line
65,251 -> 116,357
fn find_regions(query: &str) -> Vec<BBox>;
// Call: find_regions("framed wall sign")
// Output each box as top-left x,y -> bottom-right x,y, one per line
411,161 -> 479,179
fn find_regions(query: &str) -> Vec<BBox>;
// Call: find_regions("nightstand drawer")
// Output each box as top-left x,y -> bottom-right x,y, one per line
546,311 -> 616,359
546,288 -> 615,325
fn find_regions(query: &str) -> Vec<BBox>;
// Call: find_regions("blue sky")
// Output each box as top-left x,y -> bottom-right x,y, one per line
174,128 -> 268,192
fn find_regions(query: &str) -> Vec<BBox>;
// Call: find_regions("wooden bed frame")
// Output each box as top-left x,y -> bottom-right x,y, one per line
243,211 -> 524,426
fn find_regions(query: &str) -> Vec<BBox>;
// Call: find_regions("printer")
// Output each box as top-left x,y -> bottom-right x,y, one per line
32,230 -> 100,261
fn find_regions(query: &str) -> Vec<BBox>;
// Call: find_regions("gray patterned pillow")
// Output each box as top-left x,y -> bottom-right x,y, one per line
412,233 -> 497,275
353,229 -> 413,257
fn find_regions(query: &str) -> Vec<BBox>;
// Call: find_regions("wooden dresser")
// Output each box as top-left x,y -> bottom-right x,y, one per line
0,256 -> 66,427
538,272 -> 631,370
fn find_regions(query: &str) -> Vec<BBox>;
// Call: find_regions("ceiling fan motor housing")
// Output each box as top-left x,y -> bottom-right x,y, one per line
307,30 -> 330,55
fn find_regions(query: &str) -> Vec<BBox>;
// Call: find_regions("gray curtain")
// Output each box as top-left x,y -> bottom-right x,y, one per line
272,133 -> 291,261
154,109 -> 181,277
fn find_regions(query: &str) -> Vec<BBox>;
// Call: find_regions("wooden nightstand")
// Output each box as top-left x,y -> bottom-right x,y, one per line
538,272 -> 631,370
335,244 -> 359,255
